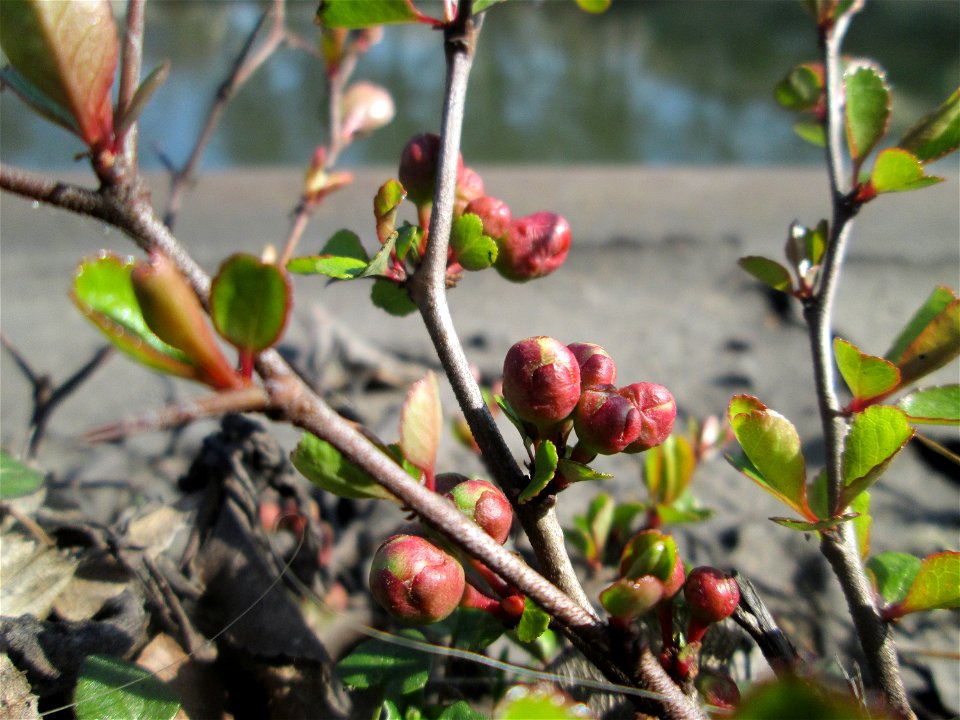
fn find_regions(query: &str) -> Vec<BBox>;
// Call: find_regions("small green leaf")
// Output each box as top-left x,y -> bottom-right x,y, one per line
495,395 -> 533,445
450,213 -> 498,271
71,255 -> 197,380
644,433 -> 695,506
867,551 -> 921,605
620,531 -> 678,582
869,148 -> 943,194
586,492 -> 614,549
399,371 -> 441,478
374,179 -> 407,245
727,395 -> 812,519
291,432 -> 397,501
516,598 -> 551,643
495,684 -> 591,720
770,513 -> 858,532
438,700 -> 488,720
287,230 -> 370,278
654,490 -> 712,525
210,254 -> 291,354
575,0 -> 612,13
898,88 -> 960,163
359,231 -> 399,279
436,607 -> 504,653
519,440 -> 558,503
75,655 -> 180,720
316,0 -> 429,28
0,450 -> 45,499
472,0 -> 505,13
395,224 -> 422,262
336,632 -> 433,695
738,256 -> 793,293
371,278 -> 417,316
851,490 -> 872,560
833,337 -> 900,402
555,458 -> 613,483
774,63 -> 823,111
793,120 -> 826,146
898,385 -> 960,425
844,65 -> 890,163
840,405 -> 913,510
886,287 -> 960,387
895,551 -> 960,615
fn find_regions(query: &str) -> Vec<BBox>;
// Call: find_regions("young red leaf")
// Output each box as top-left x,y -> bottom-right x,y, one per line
886,288 -> 960,387
0,0 -> 118,148
400,371 -> 442,480
839,405 -> 914,510
867,148 -> 943,194
898,385 -> 960,425
833,337 -> 900,403
727,395 -> 813,520
898,88 -> 960,164
844,65 -> 890,163
892,551 -> 960,617
210,253 -> 291,356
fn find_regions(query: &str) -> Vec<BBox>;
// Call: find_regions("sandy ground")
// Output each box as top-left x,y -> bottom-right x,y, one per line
1,165 -> 958,711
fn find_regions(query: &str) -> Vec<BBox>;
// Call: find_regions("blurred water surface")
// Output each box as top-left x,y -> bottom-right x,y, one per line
1,0 -> 957,168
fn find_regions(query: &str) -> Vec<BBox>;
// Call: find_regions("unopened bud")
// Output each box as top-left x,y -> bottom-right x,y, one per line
495,212 -> 571,282
574,385 -> 642,455
567,342 -> 617,389
502,336 -> 581,431
684,566 -> 740,643
443,478 -> 513,544
464,196 -> 512,240
398,132 -> 463,208
619,383 -> 677,453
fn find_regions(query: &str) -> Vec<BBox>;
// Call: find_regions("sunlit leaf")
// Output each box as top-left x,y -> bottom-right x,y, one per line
374,179 -> 407,245
336,631 -> 432,695
833,337 -> 900,402
866,551 -> 921,605
316,0 -> 433,28
519,440 -> 558,503
210,254 -> 291,354
0,450 -> 44,499
844,65 -> 890,163
770,513 -> 858,532
437,701 -> 487,720
868,148 -> 943,194
495,395 -> 533,445
839,405 -> 913,510
287,229 -> 370,278
644,433 -> 695,506
395,224 -> 422,262
793,120 -> 826,146
738,256 -> 793,293
620,530 -> 677,582
898,385 -> 960,425
894,551 -> 960,616
495,684 -> 591,720
851,490 -> 872,559
575,0 -> 612,13
727,395 -> 812,519
555,458 -> 612,484
450,213 -> 498,271
654,490 -> 712,525
360,231 -> 398,278
585,492 -> 614,551
399,371 -> 441,478
899,88 -> 960,163
291,432 -> 397,501
516,598 -> 551,643
774,63 -> 823,111
75,655 -> 180,720
886,287 -> 960,387
370,278 -> 417,316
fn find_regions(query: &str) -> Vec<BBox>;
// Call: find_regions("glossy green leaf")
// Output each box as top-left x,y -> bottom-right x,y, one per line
371,278 -> 417,316
851,490 -> 872,559
516,598 -> 551,643
575,0 -> 612,13
733,676 -> 869,720
287,230 -> 370,278
770,513 -> 858,532
438,701 -> 487,720
620,531 -> 677,581
844,65 -> 890,163
555,458 -> 612,483
336,631 -> 432,695
75,655 -> 180,720
654,490 -> 712,525
374,179 -> 406,245
833,337 -> 900,402
899,88 -> 960,163
793,120 -> 826,147
898,385 -> 960,425
886,288 -> 960,387
399,371 -> 441,477
359,231 -> 399,279
395,224 -> 422,262
895,551 -> 960,615
599,577 -> 663,620
519,440 -> 558,503
450,213 -> 498,271
869,148 -> 943,194
316,0 -> 428,28
71,255 -> 197,380
774,63 -> 823,111
738,256 -> 793,293
495,685 -> 591,720
0,450 -> 45,499
866,551 -> 921,605
644,433 -> 695,506
210,254 -> 291,354
0,65 -> 79,135
291,432 -> 397,501
0,0 -> 118,146
727,395 -> 812,519
840,405 -> 913,509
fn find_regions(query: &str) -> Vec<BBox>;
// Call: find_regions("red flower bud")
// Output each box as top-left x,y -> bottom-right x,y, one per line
574,385 -> 642,455
455,166 -> 486,216
464,196 -> 512,240
619,383 -> 677,453
443,478 -> 513,544
369,534 -> 465,624
684,566 -> 740,643
398,133 -> 463,208
495,212 -> 571,282
502,336 -> 581,431
567,342 -> 617,389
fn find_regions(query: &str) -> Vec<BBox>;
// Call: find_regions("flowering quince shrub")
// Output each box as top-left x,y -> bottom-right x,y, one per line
0,0 -> 958,718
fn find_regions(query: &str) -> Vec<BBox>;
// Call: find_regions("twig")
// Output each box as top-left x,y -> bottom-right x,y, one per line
730,571 -> 801,678
115,0 -> 146,166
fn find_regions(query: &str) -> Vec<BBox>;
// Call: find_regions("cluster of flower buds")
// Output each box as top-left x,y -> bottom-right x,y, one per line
369,473 -> 522,625
599,530 -> 685,625
501,336 -> 676,458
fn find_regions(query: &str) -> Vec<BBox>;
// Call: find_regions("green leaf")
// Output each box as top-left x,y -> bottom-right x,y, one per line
495,395 -> 532,445
844,65 -> 890,163
899,88 -> 960,163
287,230 -> 370,278
316,0 -> 430,28
620,531 -> 677,582
895,551 -> 960,615
867,551 -> 921,605
774,63 -> 823,111
727,395 -> 812,520
770,513 -> 858,532
438,701 -> 487,720
654,490 -> 712,525
437,607 -> 504,653
450,213 -> 498,271
575,0 -> 612,13
375,179 -> 407,245
75,655 -> 180,720
371,278 -> 417,316
0,450 -> 45,499
472,0 -> 505,13
733,676 -> 870,720
71,255 -> 198,380
738,256 -> 793,293
850,490 -> 872,559
519,440 -> 558,503
868,148 -> 943,194
793,120 -> 826,147
336,632 -> 433,695
644,433 -> 695,506
210,254 -> 291,354
495,684 -> 591,720
586,492 -> 614,549
395,224 -> 422,262
840,405 -> 913,510
516,598 -> 551,643
399,371 -> 441,478
291,432 -> 397,501
885,287 -> 960,387
359,231 -> 398,279
898,385 -> 960,425
833,337 -> 900,402
555,458 -> 613,483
